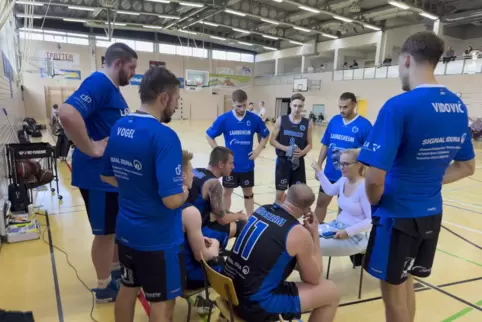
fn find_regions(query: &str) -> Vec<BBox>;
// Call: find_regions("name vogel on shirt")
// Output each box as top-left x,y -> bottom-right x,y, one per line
229,130 -> 251,135
330,133 -> 355,142
432,103 -> 464,113
117,127 -> 135,139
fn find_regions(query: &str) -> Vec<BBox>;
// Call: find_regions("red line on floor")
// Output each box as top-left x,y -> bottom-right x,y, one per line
64,161 -> 150,316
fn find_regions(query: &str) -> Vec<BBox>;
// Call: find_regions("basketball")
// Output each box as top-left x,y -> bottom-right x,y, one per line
16,160 -> 33,179
24,175 -> 39,188
27,160 -> 42,176
36,169 -> 54,185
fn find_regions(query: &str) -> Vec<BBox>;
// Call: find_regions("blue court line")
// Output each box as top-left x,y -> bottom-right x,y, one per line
45,211 -> 64,322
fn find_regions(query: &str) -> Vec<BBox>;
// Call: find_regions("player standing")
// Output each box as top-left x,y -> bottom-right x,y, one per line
101,67 -> 187,321
58,43 -> 137,301
270,93 -> 313,202
358,31 -> 475,322
314,92 -> 372,222
206,90 -> 270,215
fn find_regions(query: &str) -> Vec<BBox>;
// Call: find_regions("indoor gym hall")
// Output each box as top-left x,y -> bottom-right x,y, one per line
0,120 -> 481,322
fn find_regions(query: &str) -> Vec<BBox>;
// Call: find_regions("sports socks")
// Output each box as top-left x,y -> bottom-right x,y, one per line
97,276 -> 112,289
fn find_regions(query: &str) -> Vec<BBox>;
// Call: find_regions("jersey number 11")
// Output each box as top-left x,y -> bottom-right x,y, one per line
232,215 -> 269,261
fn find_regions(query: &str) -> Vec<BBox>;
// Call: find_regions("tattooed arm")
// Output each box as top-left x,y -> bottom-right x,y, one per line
206,179 -> 247,224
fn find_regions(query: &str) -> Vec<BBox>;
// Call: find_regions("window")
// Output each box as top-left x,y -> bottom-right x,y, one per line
96,40 -> 115,47
135,41 -> 153,52
67,32 -> 88,38
241,53 -> 254,63
226,52 -> 241,61
212,50 -> 227,60
159,43 -> 176,55
117,38 -> 136,49
176,46 -> 192,56
192,47 -> 208,58
68,37 -> 89,45
44,34 -> 67,43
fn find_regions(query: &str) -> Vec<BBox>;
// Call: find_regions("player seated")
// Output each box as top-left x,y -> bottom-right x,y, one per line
223,184 -> 340,322
186,146 -> 247,251
181,150 -> 222,290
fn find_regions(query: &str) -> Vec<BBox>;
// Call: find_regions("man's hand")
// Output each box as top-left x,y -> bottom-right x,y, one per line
236,211 -> 248,221
249,148 -> 262,160
90,137 -> 109,158
335,230 -> 349,239
293,147 -> 304,158
303,210 -> 319,238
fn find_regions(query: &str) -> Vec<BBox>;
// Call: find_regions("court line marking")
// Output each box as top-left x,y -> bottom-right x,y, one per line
45,211 -> 65,322
442,225 -> 482,251
437,249 -> 482,267
442,300 -> 482,322
445,199 -> 482,209
442,220 -> 482,236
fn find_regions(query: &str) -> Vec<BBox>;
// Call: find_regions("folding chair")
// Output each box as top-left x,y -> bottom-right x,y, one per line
325,251 -> 366,299
200,258 -> 286,322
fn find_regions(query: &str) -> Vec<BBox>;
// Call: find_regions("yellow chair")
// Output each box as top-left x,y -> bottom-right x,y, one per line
200,258 -> 286,322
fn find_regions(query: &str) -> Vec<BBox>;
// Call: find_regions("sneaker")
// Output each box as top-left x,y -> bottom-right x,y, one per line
92,279 -> 119,303
193,295 -> 211,315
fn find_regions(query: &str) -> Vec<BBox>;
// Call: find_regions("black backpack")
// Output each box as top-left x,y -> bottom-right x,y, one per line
8,183 -> 30,213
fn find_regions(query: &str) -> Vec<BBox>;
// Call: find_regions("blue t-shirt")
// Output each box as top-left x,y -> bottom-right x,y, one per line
65,72 -> 130,191
321,114 -> 372,181
206,111 -> 270,173
358,85 -> 475,219
102,113 -> 184,251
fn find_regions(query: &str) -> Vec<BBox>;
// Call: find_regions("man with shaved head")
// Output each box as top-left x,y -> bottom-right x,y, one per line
223,184 -> 340,322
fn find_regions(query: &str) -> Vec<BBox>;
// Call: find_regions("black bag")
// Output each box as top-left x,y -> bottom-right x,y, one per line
31,128 -> 42,138
349,253 -> 364,267
0,310 -> 35,322
8,183 -> 30,213
17,130 -> 29,143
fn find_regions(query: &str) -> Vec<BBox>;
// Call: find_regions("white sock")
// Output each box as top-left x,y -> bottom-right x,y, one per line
111,262 -> 120,271
97,276 -> 112,289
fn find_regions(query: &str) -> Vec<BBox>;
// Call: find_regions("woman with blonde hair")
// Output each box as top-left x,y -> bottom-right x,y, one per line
311,148 -> 371,256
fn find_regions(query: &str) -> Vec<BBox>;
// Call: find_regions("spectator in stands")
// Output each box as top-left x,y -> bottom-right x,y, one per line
443,46 -> 456,64
382,55 -> 392,66
50,104 -> 59,127
343,61 -> 348,69
350,60 -> 359,69
464,45 -> 473,56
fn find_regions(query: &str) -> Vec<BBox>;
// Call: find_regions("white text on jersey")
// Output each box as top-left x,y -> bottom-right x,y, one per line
432,103 -> 463,113
117,127 -> 135,139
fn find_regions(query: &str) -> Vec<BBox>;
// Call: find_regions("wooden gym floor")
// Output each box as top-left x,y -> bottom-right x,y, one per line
1,120 -> 482,322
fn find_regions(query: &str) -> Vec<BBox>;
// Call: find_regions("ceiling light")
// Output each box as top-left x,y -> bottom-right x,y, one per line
293,26 -> 310,32
363,23 -> 381,31
262,34 -> 279,40
143,25 -> 163,29
118,10 -> 140,16
322,33 -> 338,39
147,0 -> 170,3
210,36 -> 226,41
272,0 -> 283,2
158,14 -> 180,19
68,6 -> 95,11
201,21 -> 219,27
63,18 -> 87,23
16,14 -> 43,19
261,18 -> 279,25
238,41 -> 253,46
16,1 -> 43,6
298,5 -> 320,14
419,12 -> 438,20
289,40 -> 304,45
388,1 -> 409,10
225,9 -> 246,17
179,30 -> 197,35
263,46 -> 277,51
179,2 -> 204,8
232,28 -> 250,34
104,22 -> 127,26
333,15 -> 353,23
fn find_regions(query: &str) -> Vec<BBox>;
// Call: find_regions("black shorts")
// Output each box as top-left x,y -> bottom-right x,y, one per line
80,189 -> 118,235
275,157 -> 306,191
319,179 -> 337,194
222,171 -> 254,188
364,214 -> 442,285
117,242 -> 185,302
235,282 -> 301,321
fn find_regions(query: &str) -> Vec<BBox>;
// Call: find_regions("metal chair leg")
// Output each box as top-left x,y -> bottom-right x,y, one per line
186,299 -> 192,322
326,257 -> 332,279
358,255 -> 365,299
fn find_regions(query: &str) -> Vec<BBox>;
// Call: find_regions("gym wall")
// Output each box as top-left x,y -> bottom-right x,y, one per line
21,39 -> 254,122
0,13 -> 25,201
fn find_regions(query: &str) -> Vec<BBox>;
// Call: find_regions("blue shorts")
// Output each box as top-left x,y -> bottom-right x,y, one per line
80,189 -> 118,235
118,241 -> 185,302
236,282 -> 301,321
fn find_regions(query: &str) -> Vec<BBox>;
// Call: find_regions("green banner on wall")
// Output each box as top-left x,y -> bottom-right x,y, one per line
209,74 -> 251,88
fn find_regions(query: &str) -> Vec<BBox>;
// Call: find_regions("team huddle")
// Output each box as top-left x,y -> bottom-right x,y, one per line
59,31 -> 476,322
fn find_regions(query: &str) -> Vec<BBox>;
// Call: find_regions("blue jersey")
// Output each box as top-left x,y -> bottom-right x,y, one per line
65,72 -> 130,191
358,85 -> 475,219
321,115 -> 372,181
102,113 -> 184,251
206,111 -> 270,172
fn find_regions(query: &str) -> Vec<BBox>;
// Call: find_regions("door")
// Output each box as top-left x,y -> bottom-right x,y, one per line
45,86 -> 76,119
357,99 -> 367,117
